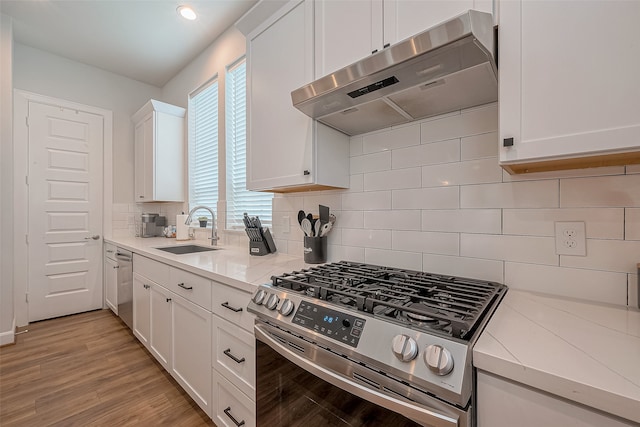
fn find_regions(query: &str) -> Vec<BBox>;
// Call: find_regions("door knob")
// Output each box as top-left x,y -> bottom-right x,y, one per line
84,235 -> 100,240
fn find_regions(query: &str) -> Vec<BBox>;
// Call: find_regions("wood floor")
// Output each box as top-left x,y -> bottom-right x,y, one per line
0,309 -> 216,426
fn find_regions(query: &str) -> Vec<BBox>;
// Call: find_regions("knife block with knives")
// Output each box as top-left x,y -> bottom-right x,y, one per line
244,213 -> 276,256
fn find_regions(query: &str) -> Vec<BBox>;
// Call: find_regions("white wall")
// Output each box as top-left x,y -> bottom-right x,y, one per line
13,43 -> 162,204
1,14 -> 14,345
272,103 -> 640,307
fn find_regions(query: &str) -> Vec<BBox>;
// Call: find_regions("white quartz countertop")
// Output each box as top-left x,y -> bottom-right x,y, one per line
474,290 -> 640,424
105,236 -> 309,293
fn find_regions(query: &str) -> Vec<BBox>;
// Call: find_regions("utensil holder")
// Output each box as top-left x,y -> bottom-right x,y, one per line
304,236 -> 327,264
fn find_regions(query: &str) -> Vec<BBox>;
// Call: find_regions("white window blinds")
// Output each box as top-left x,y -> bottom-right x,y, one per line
188,78 -> 218,221
226,58 -> 273,228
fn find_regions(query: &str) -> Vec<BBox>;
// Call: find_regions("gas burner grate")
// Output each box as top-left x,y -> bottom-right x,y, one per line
271,261 -> 506,340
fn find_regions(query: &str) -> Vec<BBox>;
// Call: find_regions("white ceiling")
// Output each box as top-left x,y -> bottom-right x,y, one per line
1,0 -> 258,87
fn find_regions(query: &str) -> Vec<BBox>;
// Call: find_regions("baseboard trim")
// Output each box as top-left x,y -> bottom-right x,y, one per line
0,317 -> 16,346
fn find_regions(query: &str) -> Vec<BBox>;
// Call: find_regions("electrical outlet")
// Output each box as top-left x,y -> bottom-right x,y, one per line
281,215 -> 290,233
555,221 -> 586,256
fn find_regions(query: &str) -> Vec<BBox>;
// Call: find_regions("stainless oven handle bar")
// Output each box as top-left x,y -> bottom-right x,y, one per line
255,324 -> 459,427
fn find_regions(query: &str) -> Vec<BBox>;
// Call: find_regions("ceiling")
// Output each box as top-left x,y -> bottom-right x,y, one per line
0,0 -> 258,87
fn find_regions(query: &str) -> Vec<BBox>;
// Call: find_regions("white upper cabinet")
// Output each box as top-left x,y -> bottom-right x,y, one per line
244,0 -> 349,192
132,100 -> 185,201
316,0 -> 492,77
499,0 -> 640,174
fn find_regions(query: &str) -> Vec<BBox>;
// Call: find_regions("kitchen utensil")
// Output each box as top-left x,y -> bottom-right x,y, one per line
319,205 -> 330,225
298,210 -> 306,225
314,218 -> 321,237
329,214 -> 336,225
301,218 -> 312,237
307,213 -> 313,224
319,222 -> 332,237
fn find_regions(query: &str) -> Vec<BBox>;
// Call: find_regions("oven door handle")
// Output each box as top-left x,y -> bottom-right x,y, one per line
255,324 -> 459,427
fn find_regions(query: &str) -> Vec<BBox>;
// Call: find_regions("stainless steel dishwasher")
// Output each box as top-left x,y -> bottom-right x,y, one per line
115,249 -> 133,329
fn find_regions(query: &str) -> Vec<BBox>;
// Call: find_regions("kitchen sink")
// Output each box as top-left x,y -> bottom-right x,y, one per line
155,245 -> 218,255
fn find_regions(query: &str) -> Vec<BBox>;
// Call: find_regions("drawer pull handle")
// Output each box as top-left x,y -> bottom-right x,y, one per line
143,284 -> 150,289
221,302 -> 243,312
166,298 -> 172,303
177,282 -> 193,290
223,406 -> 245,427
223,348 -> 245,364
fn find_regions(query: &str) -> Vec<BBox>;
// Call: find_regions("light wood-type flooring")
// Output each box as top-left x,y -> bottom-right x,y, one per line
0,309 -> 216,426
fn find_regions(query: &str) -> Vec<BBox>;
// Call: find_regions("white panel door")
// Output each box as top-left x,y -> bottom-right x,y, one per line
27,101 -> 104,322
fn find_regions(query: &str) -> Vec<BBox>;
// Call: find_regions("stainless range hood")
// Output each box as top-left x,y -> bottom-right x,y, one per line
291,10 -> 497,136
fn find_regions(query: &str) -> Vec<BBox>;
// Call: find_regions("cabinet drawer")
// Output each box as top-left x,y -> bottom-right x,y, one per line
104,242 -> 117,261
213,315 -> 255,398
212,283 -> 255,333
212,369 -> 255,427
133,254 -> 169,286
168,267 -> 212,310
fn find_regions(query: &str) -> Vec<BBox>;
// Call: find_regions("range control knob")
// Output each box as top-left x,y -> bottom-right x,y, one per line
391,334 -> 418,362
265,294 -> 279,311
252,289 -> 267,305
278,299 -> 295,316
424,344 -> 454,376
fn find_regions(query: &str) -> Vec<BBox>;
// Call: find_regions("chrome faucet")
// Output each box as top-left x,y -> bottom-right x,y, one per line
185,205 -> 218,246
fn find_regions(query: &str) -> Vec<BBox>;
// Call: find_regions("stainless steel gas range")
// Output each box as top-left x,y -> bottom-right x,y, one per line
247,261 -> 507,427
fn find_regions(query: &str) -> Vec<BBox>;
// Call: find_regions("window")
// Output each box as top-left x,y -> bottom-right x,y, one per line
188,77 -> 218,221
226,58 -> 272,228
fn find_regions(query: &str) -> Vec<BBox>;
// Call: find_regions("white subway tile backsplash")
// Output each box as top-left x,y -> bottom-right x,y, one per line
393,187 -> 459,210
350,151 -> 391,174
421,158 -> 502,187
350,136 -> 363,157
560,239 -> 640,274
461,180 -> 559,209
461,234 -> 558,265
421,103 -> 497,144
392,139 -> 460,169
342,229 -> 392,249
422,209 -> 501,234
626,208 -> 640,240
303,194 -> 342,212
503,208 -> 624,239
626,165 -> 640,174
365,249 -> 423,271
364,168 -> 422,191
272,104 -> 637,306
422,254 -> 504,283
505,262 -> 628,306
560,175 -> 640,207
335,210 -> 364,229
460,132 -> 498,160
364,210 -> 421,231
328,245 -> 365,263
363,124 -> 420,154
392,230 -> 459,256
342,191 -> 392,210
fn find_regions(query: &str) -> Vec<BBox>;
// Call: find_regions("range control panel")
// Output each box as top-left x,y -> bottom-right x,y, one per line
292,301 -> 365,348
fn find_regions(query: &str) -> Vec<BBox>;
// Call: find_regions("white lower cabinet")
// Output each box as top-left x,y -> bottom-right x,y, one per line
132,273 -> 151,348
477,371 -> 636,427
212,369 -> 256,427
172,295 -> 212,414
132,254 -> 212,417
150,283 -> 173,370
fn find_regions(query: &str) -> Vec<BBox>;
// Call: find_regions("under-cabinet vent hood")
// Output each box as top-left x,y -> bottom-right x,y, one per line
291,10 -> 497,136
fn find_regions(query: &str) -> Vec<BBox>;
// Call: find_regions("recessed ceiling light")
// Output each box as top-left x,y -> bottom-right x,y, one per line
177,5 -> 197,21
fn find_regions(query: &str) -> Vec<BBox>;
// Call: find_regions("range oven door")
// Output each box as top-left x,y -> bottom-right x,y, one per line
255,322 -> 468,427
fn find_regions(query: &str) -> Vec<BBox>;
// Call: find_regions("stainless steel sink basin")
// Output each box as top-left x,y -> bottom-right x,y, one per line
155,245 -> 218,255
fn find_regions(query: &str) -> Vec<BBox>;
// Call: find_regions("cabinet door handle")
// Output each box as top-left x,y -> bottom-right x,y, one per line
106,250 -> 114,253
221,302 -> 243,313
223,406 -> 245,427
503,137 -> 514,147
143,284 -> 150,289
113,266 -> 119,269
177,282 -> 193,290
303,169 -> 310,175
139,195 -> 144,199
166,298 -> 172,303
223,348 -> 246,364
